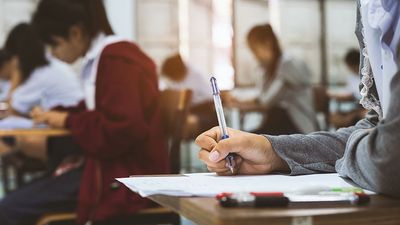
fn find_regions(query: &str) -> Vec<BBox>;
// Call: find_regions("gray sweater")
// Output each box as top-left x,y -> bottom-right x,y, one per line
267,1 -> 400,197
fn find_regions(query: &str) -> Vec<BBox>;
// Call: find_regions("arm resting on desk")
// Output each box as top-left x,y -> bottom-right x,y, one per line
266,74 -> 400,197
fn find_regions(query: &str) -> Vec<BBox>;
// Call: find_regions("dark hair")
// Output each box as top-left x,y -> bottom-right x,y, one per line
4,23 -> 48,81
344,48 -> 360,67
161,54 -> 187,81
32,0 -> 114,45
247,24 -> 282,79
0,49 -> 12,70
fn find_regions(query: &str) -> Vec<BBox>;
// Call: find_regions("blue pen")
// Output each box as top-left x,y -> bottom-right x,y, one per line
210,77 -> 236,174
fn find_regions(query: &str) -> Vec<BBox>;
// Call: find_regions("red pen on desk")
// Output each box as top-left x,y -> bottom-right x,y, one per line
216,192 -> 289,208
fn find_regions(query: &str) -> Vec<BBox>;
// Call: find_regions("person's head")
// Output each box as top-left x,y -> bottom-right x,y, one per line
247,24 -> 282,66
0,23 -> 48,81
32,0 -> 114,64
0,49 -> 14,79
161,54 -> 188,81
344,49 -> 360,75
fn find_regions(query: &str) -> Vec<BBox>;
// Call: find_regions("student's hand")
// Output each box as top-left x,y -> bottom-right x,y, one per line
31,107 -> 69,128
196,127 -> 289,176
31,107 -> 45,123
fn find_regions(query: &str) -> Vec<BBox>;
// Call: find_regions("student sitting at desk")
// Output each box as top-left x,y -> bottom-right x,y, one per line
196,0 -> 400,197
161,53 -> 217,136
0,23 -> 83,116
226,24 -> 318,135
0,0 -> 168,224
0,23 -> 84,158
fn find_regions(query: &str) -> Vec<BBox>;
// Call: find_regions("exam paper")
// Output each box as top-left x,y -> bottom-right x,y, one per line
0,116 -> 48,129
117,173 -> 369,197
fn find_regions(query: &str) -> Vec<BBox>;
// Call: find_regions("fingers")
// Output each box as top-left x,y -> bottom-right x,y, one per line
198,149 -> 227,168
199,149 -> 243,175
207,137 -> 244,163
31,106 -> 43,117
31,107 -> 45,123
195,126 -> 221,152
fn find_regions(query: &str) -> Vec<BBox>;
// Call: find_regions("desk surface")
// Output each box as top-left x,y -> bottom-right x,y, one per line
0,128 -> 70,137
149,195 -> 400,225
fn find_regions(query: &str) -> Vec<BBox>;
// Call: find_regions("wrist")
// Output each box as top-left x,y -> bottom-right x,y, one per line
263,136 -> 290,173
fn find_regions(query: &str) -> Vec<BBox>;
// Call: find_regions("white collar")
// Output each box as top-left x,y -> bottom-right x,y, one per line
82,33 -> 108,64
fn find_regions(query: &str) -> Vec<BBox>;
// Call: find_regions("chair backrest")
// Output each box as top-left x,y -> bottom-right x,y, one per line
159,89 -> 192,174
312,85 -> 330,130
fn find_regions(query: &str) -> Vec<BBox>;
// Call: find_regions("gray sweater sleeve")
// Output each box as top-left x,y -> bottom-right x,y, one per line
266,72 -> 400,197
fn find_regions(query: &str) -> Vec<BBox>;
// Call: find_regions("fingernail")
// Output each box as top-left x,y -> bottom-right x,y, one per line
209,151 -> 220,162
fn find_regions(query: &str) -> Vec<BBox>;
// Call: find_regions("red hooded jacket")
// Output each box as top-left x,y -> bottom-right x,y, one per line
63,41 -> 169,224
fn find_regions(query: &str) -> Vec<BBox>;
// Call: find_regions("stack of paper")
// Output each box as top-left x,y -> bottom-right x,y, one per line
117,173 -> 370,197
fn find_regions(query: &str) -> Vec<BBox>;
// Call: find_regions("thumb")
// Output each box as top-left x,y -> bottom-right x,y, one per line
208,137 -> 241,162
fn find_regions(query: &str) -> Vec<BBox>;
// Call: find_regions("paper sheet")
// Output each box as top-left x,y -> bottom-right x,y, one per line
117,173 -> 371,197
0,116 -> 47,129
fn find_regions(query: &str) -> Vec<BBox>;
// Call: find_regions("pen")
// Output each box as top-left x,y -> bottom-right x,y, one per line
210,77 -> 236,174
216,192 -> 289,208
216,192 -> 370,208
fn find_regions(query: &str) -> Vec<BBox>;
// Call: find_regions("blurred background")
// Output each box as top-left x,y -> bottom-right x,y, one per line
0,1 -> 366,224
0,0 -> 358,89
0,0 -> 361,175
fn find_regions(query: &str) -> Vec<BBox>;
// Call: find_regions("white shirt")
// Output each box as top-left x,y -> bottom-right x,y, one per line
11,57 -> 84,114
0,79 -> 10,101
162,65 -> 212,106
80,33 -> 125,110
360,0 -> 400,118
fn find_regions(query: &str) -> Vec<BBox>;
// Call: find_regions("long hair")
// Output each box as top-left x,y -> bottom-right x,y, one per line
247,24 -> 282,80
0,49 -> 12,69
32,0 -> 114,45
3,23 -> 48,82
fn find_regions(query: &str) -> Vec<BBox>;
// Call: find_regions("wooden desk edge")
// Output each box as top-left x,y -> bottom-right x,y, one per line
148,195 -> 400,225
0,129 -> 71,137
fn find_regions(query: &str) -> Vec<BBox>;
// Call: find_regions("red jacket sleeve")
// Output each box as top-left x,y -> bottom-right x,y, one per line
65,53 -> 157,159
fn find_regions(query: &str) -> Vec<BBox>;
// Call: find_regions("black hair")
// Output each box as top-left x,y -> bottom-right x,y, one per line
32,0 -> 114,45
0,48 -> 12,70
4,23 -> 48,81
161,54 -> 187,81
247,24 -> 282,79
344,48 -> 360,67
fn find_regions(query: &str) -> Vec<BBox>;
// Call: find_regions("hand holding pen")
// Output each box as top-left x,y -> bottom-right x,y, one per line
195,77 -> 290,175
210,77 -> 236,174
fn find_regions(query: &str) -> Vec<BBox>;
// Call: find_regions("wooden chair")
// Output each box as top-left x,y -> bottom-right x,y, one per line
36,89 -> 192,225
312,85 -> 330,130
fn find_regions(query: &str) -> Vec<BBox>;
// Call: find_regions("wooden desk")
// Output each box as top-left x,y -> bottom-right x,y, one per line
148,195 -> 400,225
0,128 -> 70,137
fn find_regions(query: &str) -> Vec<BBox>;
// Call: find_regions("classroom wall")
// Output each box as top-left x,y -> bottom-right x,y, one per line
233,0 -> 269,87
0,0 -> 359,87
0,0 -> 38,46
270,0 -> 358,85
104,0 -> 136,41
